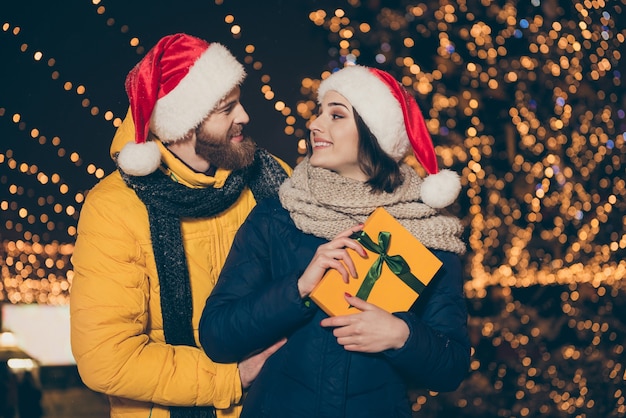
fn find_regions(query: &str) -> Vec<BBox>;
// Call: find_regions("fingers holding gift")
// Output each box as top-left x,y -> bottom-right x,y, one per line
298,237 -> 364,296
320,294 -> 410,353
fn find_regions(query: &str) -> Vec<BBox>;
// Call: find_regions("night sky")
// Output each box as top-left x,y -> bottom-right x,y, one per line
2,2 -> 626,416
1,0 -> 336,241
2,0 -> 625,277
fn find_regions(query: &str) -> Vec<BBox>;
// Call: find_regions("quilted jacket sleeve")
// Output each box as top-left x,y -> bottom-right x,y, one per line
69,175 -> 242,410
384,250 -> 471,392
199,200 -> 316,363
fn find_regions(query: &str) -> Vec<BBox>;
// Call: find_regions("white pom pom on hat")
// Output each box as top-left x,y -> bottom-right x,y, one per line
117,33 -> 246,176
317,65 -> 461,208
115,141 -> 162,177
420,168 -> 462,209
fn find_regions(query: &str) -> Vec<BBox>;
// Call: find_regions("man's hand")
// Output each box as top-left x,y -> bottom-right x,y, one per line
237,338 -> 287,389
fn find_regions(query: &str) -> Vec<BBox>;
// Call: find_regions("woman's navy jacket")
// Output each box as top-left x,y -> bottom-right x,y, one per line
199,198 -> 470,418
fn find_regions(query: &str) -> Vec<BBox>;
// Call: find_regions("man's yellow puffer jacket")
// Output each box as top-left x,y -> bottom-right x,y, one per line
70,110 -> 291,418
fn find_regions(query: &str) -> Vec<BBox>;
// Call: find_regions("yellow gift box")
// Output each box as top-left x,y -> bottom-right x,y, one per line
309,207 -> 442,316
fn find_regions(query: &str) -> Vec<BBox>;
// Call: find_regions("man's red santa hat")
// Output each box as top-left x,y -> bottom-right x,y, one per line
317,65 -> 461,208
117,33 -> 246,176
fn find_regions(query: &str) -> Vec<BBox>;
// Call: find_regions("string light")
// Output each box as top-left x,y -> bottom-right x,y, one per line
302,1 -> 625,291
1,2 -> 625,415
303,2 -> 625,416
0,1 -> 311,305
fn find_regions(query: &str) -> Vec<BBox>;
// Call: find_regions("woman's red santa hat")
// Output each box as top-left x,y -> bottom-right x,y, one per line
317,65 -> 461,209
117,33 -> 246,176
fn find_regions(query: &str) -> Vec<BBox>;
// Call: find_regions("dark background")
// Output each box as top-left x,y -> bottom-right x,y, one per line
0,1 -> 334,216
1,1 -> 626,417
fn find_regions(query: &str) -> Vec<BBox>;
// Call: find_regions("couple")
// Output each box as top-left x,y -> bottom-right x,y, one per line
70,33 -> 470,418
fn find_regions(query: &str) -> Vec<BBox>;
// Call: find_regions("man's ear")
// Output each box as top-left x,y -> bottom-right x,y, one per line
178,128 -> 195,143
154,128 -> 195,145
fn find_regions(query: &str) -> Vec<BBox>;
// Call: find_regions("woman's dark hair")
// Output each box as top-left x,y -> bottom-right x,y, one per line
353,109 -> 404,193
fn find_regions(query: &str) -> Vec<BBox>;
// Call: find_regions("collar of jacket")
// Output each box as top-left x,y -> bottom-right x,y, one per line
156,140 -> 231,189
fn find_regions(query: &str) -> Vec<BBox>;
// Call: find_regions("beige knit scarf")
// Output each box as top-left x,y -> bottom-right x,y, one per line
278,158 -> 466,255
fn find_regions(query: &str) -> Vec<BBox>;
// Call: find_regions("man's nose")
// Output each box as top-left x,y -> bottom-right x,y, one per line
234,104 -> 250,125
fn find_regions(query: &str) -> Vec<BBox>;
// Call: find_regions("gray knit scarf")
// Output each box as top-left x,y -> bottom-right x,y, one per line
279,158 -> 466,255
120,148 -> 288,418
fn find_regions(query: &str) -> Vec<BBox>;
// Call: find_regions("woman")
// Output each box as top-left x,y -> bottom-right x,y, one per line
199,65 -> 470,418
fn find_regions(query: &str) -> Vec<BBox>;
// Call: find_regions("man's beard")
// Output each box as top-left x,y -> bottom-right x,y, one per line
195,126 -> 257,171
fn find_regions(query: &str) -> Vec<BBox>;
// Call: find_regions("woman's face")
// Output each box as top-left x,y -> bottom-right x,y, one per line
308,90 -> 368,181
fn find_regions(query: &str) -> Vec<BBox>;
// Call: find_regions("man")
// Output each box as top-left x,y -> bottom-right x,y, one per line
70,33 -> 290,418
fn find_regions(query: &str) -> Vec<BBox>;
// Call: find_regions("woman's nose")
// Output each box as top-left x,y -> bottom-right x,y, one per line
309,116 -> 323,132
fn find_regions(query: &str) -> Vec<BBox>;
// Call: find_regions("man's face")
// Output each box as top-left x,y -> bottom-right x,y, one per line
195,86 -> 256,170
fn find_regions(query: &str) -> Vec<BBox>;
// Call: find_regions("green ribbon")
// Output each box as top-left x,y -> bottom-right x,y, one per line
350,230 -> 427,302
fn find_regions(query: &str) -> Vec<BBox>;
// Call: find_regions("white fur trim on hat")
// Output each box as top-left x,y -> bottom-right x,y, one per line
421,169 -> 462,208
117,141 -> 162,177
317,65 -> 410,161
150,43 -> 246,142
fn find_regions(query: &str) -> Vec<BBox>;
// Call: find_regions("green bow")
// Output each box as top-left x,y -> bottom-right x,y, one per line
350,230 -> 427,302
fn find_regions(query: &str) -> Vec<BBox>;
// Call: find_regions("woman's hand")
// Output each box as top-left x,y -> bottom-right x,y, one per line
320,293 -> 410,353
297,224 -> 366,298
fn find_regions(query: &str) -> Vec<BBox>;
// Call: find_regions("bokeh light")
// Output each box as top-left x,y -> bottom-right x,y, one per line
1,1 -> 625,416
